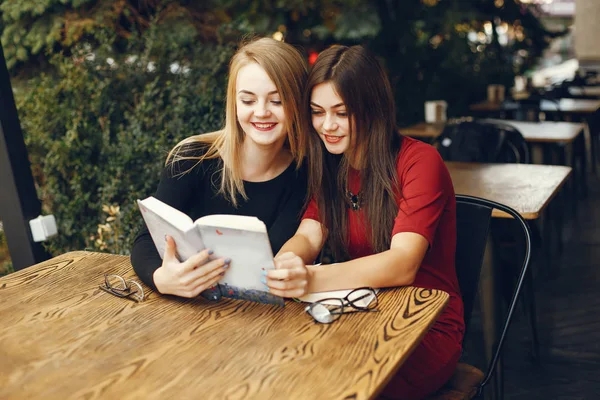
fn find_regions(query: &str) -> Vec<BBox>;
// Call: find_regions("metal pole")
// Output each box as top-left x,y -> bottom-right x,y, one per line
0,41 -> 51,270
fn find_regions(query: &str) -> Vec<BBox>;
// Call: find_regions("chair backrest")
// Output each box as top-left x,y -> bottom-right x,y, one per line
513,92 -> 566,121
455,196 -> 493,328
454,195 -> 532,395
434,120 -> 530,164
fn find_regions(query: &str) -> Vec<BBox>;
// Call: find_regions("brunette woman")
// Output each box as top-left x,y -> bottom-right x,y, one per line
268,45 -> 463,400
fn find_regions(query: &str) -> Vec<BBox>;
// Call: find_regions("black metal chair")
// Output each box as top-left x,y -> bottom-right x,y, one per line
433,120 -> 530,164
426,195 -> 532,400
506,92 -> 565,122
433,118 -> 540,364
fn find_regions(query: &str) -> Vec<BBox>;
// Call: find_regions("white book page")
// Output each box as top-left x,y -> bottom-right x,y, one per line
197,225 -> 274,291
139,197 -> 193,231
195,214 -> 266,232
137,198 -> 205,261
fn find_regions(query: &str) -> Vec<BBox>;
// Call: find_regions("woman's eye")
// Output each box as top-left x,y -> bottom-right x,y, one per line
337,112 -> 348,117
271,100 -> 282,105
240,99 -> 254,105
311,109 -> 323,115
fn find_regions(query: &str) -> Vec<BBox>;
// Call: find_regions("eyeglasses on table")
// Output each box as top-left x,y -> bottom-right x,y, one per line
99,274 -> 145,303
305,287 -> 379,324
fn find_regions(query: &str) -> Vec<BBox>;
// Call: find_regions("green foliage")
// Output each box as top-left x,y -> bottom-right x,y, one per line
364,0 -> 565,123
0,0 -> 225,73
0,225 -> 13,276
16,25 -> 234,255
5,0 -> 560,256
1,0 -> 103,70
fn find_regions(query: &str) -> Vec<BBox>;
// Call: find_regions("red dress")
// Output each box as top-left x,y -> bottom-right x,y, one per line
303,136 -> 464,399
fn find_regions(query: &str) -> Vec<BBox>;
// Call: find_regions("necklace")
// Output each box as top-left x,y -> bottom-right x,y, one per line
345,190 -> 362,211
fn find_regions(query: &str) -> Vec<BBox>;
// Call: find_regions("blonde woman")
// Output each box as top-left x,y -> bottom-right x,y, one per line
131,38 -> 309,298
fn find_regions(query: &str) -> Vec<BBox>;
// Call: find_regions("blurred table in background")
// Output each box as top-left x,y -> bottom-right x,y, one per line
446,162 -> 572,219
569,86 -> 600,97
446,161 -> 572,399
400,120 -> 587,196
469,98 -> 600,116
400,120 -> 583,144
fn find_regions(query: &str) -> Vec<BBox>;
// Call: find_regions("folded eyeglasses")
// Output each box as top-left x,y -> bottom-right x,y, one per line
304,287 -> 379,324
99,274 -> 145,303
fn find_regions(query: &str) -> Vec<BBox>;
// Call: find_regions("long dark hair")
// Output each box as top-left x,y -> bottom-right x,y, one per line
305,45 -> 402,261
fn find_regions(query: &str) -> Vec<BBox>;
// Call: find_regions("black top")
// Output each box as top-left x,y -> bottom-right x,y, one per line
130,155 -> 308,290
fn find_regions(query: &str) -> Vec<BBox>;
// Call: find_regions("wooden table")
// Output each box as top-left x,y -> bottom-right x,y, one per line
400,120 -> 587,196
399,120 -> 584,144
468,98 -> 600,173
0,251 -> 449,400
446,162 -> 572,219
569,86 -> 600,97
469,98 -> 600,115
447,162 -> 572,400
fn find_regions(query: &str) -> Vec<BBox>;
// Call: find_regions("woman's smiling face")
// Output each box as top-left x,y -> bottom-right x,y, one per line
310,81 -> 352,155
236,62 -> 287,148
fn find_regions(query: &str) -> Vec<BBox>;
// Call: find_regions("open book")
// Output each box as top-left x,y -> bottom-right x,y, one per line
137,196 -> 283,306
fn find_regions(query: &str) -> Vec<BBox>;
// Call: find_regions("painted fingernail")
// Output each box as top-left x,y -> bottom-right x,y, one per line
220,272 -> 225,276
261,277 -> 267,285
261,270 -> 267,276
223,263 -> 229,269
207,249 -> 214,255
224,258 -> 231,264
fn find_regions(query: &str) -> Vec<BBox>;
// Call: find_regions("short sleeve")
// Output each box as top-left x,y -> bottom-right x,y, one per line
302,197 -> 320,222
392,145 -> 454,247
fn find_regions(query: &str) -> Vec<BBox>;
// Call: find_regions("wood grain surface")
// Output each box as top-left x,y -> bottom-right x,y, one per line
399,120 -> 584,143
0,252 -> 449,400
447,162 -> 572,219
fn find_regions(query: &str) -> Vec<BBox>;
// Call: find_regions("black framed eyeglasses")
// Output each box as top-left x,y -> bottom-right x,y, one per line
304,287 -> 379,324
99,274 -> 145,303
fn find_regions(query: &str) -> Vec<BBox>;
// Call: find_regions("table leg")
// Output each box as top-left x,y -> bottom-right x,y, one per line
583,120 -> 597,175
576,131 -> 588,197
479,234 -> 501,400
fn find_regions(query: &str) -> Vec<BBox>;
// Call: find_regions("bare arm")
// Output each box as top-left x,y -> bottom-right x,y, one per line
307,232 -> 429,292
267,230 -> 429,297
265,219 -> 325,298
276,218 -> 325,264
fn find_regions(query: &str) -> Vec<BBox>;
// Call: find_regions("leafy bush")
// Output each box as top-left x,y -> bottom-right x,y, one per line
0,224 -> 13,275
16,25 -> 234,256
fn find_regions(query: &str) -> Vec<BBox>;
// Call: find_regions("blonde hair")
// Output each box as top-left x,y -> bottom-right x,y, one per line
167,38 -> 308,206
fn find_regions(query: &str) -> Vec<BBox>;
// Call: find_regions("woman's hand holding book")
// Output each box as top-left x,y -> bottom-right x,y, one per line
153,236 -> 230,298
265,252 -> 310,298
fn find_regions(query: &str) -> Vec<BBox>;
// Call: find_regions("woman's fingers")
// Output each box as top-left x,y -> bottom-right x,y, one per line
269,256 -> 305,280
267,277 -> 307,291
187,259 -> 229,289
265,256 -> 309,297
274,252 -> 298,266
181,248 -> 214,273
267,266 -> 305,281
185,257 -> 229,284
182,274 -> 223,299
163,236 -> 178,262
267,287 -> 307,299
